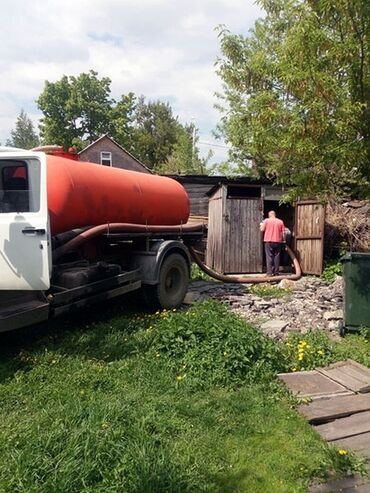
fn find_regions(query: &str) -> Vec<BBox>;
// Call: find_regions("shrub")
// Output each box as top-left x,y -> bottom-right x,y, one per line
150,301 -> 285,388
321,260 -> 342,284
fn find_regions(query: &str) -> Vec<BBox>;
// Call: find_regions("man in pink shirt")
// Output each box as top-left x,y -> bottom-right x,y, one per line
260,211 -> 285,276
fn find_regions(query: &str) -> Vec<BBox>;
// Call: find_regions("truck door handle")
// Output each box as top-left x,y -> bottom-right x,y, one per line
22,227 -> 46,235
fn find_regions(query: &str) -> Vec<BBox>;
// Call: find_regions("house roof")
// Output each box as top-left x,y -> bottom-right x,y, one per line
79,134 -> 152,173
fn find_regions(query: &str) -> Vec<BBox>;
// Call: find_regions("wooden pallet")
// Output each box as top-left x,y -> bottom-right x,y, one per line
278,360 -> 370,492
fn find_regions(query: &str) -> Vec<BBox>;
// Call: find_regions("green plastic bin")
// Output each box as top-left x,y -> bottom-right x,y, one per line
341,252 -> 370,333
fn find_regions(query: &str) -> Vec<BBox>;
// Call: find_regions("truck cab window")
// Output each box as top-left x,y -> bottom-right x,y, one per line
1,163 -> 30,213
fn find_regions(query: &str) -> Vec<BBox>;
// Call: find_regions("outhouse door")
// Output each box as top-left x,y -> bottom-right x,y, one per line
223,191 -> 263,274
294,201 -> 326,275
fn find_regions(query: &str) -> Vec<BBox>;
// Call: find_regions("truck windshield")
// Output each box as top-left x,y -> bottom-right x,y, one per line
0,162 -> 30,213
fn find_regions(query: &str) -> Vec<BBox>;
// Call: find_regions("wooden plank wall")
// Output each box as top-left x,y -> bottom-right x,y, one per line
206,187 -> 224,272
295,202 -> 325,275
223,198 -> 263,274
181,183 -> 211,217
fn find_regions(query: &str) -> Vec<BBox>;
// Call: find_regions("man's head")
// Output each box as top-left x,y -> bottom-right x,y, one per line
268,210 -> 276,218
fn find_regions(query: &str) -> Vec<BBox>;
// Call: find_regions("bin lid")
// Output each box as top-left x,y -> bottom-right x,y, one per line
341,252 -> 370,262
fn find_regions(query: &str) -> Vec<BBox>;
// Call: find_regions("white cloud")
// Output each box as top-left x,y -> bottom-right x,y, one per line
0,0 -> 262,160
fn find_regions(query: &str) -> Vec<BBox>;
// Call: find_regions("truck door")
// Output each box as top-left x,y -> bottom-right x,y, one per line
0,151 -> 50,290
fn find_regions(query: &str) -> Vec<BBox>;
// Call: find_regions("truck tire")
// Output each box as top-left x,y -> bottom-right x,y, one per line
143,253 -> 189,309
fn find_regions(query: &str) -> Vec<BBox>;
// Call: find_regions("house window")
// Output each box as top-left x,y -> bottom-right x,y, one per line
100,151 -> 112,166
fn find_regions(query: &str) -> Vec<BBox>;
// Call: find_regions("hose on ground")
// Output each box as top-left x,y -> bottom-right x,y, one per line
188,245 -> 302,283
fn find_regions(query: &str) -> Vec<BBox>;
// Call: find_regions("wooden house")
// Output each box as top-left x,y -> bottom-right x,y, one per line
79,135 -> 152,174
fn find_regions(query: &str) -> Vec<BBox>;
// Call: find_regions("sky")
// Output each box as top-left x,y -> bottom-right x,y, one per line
0,0 -> 262,162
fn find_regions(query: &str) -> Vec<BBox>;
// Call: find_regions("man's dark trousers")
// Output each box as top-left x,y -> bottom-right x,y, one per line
265,242 -> 282,276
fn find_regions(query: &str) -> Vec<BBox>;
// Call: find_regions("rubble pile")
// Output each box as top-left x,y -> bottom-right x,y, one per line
186,276 -> 344,340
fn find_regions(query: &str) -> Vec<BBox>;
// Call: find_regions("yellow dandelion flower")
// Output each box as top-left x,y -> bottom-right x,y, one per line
317,350 -> 324,356
176,375 -> 184,381
338,449 -> 348,456
298,354 -> 304,361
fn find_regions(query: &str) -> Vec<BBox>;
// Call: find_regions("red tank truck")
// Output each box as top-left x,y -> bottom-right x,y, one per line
0,146 -> 205,332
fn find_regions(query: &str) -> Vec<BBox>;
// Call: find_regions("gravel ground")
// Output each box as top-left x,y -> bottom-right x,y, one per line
186,275 -> 344,340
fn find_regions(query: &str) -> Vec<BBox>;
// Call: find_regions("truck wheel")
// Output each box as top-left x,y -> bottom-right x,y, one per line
143,253 -> 189,309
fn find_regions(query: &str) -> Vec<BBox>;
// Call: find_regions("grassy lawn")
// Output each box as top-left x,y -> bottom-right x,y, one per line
0,300 -> 368,492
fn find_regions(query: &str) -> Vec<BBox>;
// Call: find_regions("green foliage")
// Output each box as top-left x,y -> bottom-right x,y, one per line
190,264 -> 213,281
157,124 -> 211,175
37,71 -> 114,150
6,110 -> 39,149
247,283 -> 292,298
216,0 -> 370,199
321,260 -> 343,284
108,92 -> 137,151
283,331 -> 336,372
131,97 -> 181,169
151,301 -> 285,387
283,329 -> 370,372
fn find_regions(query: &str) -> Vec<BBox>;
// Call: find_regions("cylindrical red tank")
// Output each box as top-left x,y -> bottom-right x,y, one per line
46,155 -> 190,235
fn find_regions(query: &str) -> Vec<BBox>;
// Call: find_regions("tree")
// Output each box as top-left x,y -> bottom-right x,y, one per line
158,124 -> 212,175
131,97 -> 183,169
109,93 -> 137,151
216,0 -> 370,199
37,71 -> 114,150
7,110 -> 39,149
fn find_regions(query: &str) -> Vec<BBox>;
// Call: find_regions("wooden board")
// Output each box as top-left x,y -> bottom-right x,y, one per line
315,410 -> 370,441
277,370 -> 352,399
299,394 -> 370,424
294,201 -> 325,275
332,432 -> 370,457
223,197 -> 263,274
318,360 -> 370,393
206,186 -> 224,273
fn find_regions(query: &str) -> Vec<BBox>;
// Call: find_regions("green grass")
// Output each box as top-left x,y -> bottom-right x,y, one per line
246,283 -> 292,298
190,263 -> 213,282
283,329 -> 370,372
0,300 -> 367,492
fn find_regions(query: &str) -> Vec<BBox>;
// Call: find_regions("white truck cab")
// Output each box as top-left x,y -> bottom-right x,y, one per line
0,147 -> 51,290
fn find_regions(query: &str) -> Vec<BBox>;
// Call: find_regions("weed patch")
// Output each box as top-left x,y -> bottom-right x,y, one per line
151,301 -> 284,388
247,283 -> 291,298
321,260 -> 342,284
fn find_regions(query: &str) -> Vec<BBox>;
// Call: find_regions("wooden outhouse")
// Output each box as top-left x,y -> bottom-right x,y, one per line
206,183 -> 325,275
